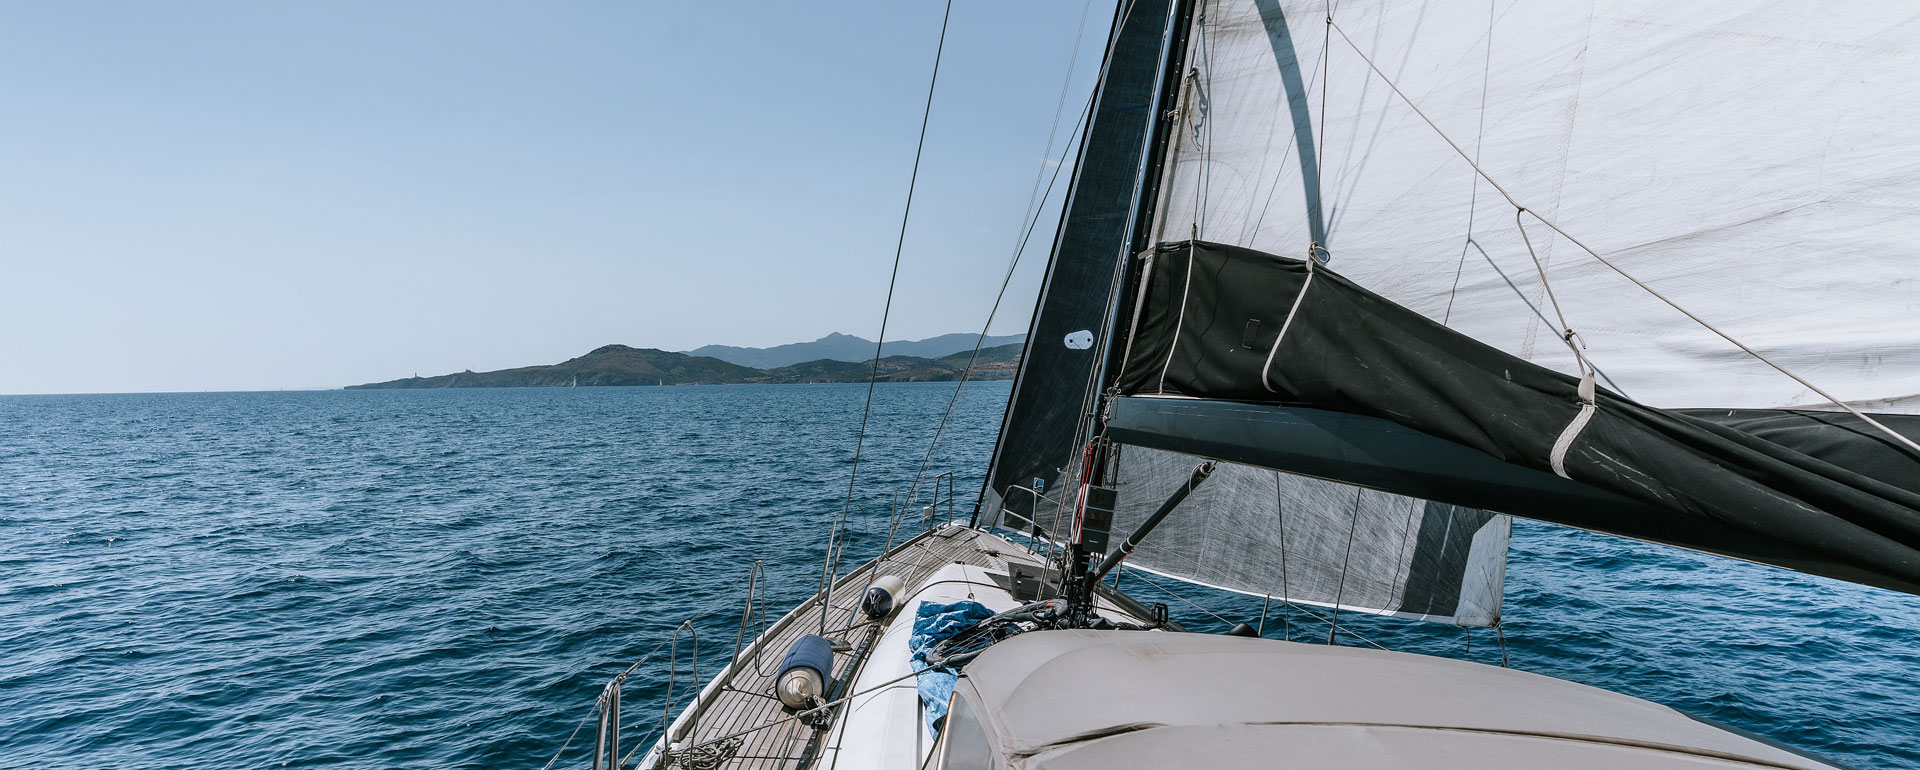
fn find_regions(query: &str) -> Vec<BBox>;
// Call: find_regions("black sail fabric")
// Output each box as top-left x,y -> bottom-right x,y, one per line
1113,240 -> 1920,595
981,0 -> 1175,528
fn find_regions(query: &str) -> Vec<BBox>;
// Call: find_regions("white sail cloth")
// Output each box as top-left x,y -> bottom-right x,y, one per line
1151,0 -> 1920,411
1111,445 -> 1509,626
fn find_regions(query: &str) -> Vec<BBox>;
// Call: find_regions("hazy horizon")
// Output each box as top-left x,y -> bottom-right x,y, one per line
0,328 -> 1031,395
1,2 -> 1111,395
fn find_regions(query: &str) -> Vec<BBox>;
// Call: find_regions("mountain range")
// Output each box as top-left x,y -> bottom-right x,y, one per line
686,332 -> 1024,369
346,340 -> 1024,389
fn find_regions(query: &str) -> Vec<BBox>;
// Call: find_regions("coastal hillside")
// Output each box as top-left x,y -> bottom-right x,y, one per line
686,332 -> 1024,369
346,343 -> 1024,389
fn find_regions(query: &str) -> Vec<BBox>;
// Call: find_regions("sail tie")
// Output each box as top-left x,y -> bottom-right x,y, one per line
1513,208 -> 1604,477
1550,368 -> 1598,479
1259,243 -> 1322,393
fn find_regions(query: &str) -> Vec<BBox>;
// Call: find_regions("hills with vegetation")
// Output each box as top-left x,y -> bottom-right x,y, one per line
685,332 -> 1024,369
346,341 -> 1023,389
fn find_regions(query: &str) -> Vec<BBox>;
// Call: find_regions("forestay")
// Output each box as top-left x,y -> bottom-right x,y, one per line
983,0 -> 1178,525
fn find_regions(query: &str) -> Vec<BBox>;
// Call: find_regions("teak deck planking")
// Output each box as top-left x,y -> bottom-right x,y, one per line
639,525 -> 1044,770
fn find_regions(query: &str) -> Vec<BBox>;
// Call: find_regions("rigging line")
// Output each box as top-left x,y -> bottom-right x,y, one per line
1274,470 -> 1291,640
1325,484 -> 1363,645
1282,599 -> 1389,651
1467,236 -> 1629,397
1514,209 -> 1590,380
976,0 -> 1143,525
1244,42 -> 1325,246
1188,3 -> 1212,241
1381,495 -> 1421,614
1122,564 -> 1393,651
1443,0 -> 1496,326
824,0 -> 957,637
1123,566 -> 1236,628
537,710 -> 594,770
1311,0 -> 1332,259
1013,0 -> 1097,250
904,3 -> 1100,518
1325,18 -> 1919,456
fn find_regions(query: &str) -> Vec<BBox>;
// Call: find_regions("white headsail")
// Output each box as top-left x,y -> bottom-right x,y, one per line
1151,0 -> 1920,411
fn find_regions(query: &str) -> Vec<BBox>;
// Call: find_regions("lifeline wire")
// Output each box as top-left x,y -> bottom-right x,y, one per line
902,0 -> 1098,522
822,0 -> 956,636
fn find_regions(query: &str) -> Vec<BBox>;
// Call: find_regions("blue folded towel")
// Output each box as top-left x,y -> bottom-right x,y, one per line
905,599 -> 997,740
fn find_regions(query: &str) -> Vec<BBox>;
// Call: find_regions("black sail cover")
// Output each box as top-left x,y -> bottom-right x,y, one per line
1113,240 -> 1920,595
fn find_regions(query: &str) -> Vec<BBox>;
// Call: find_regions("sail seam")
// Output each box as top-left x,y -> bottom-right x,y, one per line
1549,399 -> 1597,479
1258,260 -> 1316,393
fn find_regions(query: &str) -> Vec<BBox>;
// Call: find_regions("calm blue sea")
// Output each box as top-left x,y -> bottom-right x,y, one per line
2,384 -> 1915,769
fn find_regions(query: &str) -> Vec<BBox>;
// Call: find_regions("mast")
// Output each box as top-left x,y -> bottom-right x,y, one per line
1090,0 -> 1196,434
975,0 -> 1188,530
1060,0 -> 1198,619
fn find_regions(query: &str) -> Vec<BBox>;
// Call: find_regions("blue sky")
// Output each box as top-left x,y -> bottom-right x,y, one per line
0,1 -> 1112,393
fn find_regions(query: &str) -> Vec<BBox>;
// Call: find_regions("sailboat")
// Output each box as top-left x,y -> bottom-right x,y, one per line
556,1 -> 1919,768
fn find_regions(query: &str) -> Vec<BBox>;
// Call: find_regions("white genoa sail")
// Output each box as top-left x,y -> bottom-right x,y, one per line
1111,445 -> 1508,626
1149,0 -> 1920,411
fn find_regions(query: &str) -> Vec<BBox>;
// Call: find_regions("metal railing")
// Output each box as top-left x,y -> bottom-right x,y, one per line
555,468 -> 967,770
918,470 -> 957,532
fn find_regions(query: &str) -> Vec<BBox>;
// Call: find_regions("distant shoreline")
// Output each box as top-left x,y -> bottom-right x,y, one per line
0,380 -> 1022,398
345,343 -> 1023,390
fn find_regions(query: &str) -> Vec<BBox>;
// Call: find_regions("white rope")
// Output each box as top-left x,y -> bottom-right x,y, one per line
1324,19 -> 1919,457
1513,208 -> 1604,474
1550,387 -> 1598,479
1156,245 -> 1196,395
1258,256 -> 1317,393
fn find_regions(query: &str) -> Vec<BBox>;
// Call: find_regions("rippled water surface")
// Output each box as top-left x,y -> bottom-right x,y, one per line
3,384 -> 1916,769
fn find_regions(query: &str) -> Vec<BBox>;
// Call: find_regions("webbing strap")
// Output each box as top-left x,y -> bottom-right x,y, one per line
1259,253 -> 1319,392
1550,371 -> 1598,479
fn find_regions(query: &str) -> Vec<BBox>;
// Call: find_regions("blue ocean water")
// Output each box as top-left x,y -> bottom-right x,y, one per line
1,384 -> 1915,769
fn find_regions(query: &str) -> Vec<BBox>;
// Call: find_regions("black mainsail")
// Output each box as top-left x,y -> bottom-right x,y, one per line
980,0 -> 1183,530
